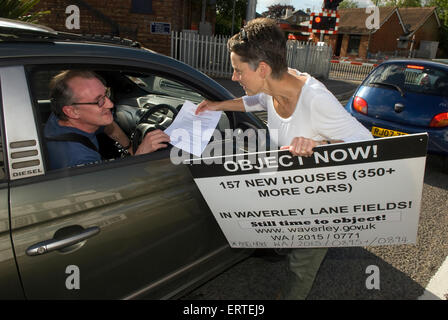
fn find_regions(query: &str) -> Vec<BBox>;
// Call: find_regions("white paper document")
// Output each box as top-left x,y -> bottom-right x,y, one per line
164,100 -> 222,157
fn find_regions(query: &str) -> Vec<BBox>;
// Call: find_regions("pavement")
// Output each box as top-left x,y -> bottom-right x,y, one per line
213,77 -> 361,101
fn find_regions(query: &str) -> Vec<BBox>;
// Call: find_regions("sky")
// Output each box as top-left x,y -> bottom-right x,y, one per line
256,0 -> 376,14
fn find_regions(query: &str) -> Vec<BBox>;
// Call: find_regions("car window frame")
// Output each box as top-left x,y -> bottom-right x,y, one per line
22,58 -> 236,181
0,79 -> 9,183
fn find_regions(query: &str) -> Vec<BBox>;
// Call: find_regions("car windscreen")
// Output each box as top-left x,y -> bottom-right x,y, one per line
364,63 -> 448,97
126,74 -> 203,104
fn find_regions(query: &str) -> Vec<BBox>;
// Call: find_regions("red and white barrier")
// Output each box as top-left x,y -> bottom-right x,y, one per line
331,60 -> 380,67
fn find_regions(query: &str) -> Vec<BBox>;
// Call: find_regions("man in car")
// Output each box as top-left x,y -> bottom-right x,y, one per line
45,70 -> 170,169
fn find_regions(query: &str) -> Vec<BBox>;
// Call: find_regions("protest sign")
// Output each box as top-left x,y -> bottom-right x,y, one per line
186,133 -> 428,248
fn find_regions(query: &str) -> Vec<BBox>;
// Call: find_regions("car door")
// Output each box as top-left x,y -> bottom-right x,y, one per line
3,64 -> 247,299
0,78 -> 24,298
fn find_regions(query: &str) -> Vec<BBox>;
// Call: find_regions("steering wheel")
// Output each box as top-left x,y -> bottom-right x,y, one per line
131,103 -> 179,154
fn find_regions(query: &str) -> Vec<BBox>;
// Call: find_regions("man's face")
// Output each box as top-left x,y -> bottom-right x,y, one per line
67,76 -> 114,132
231,52 -> 264,96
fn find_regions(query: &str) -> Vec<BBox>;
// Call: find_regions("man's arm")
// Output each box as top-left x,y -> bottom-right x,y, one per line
104,121 -> 170,156
104,121 -> 133,154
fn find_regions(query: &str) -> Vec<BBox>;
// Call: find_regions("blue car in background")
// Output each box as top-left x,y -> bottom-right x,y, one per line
345,59 -> 448,170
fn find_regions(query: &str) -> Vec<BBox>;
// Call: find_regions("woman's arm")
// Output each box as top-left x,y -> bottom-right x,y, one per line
195,98 -> 245,115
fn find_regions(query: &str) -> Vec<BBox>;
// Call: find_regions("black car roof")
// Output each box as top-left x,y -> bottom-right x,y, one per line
0,18 -> 140,48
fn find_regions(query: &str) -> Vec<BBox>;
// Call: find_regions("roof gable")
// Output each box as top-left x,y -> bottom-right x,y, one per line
398,6 -> 440,34
337,7 -> 399,34
337,6 -> 440,35
285,9 -> 310,24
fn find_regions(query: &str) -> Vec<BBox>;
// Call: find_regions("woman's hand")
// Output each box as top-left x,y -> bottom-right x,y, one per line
281,136 -> 323,157
195,98 -> 245,115
195,100 -> 220,115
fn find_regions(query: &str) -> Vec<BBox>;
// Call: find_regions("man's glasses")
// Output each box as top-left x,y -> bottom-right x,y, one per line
71,87 -> 111,108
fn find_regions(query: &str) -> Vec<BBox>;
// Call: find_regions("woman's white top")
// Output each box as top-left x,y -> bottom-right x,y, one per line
242,69 -> 373,147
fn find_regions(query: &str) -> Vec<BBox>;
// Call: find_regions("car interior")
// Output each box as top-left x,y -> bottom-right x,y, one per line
27,65 -> 266,170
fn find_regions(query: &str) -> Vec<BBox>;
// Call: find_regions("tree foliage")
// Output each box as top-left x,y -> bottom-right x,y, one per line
338,0 -> 358,9
378,0 -> 422,7
338,0 -> 359,8
215,0 -> 247,36
0,0 -> 49,22
261,4 -> 295,19
427,0 -> 448,25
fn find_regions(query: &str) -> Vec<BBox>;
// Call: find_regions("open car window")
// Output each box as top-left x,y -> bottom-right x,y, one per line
27,65 -> 232,171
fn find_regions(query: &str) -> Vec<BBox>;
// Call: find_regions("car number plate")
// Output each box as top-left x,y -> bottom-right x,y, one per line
371,126 -> 408,137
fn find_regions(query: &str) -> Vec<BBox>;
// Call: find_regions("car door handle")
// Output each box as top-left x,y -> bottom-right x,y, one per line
26,226 -> 100,256
394,103 -> 405,113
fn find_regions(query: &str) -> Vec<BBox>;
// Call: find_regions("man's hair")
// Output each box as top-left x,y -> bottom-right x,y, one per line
50,70 -> 105,120
227,18 -> 287,79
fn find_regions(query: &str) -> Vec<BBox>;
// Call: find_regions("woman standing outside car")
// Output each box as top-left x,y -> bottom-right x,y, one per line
196,18 -> 373,299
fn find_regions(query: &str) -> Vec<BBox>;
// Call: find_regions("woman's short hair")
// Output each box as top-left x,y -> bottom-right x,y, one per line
227,18 -> 287,79
50,70 -> 105,120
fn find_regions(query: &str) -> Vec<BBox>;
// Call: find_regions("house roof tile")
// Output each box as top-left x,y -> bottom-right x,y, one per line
337,7 -> 397,34
398,6 -> 439,34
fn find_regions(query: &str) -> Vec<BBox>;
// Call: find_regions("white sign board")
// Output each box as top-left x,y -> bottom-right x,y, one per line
186,134 -> 428,248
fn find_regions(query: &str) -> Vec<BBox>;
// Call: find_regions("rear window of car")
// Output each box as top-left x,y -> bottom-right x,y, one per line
365,63 -> 448,97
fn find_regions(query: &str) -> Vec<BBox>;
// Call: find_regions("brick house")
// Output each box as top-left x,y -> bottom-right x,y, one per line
398,7 -> 441,58
277,9 -> 311,41
33,0 -> 217,56
315,6 -> 440,59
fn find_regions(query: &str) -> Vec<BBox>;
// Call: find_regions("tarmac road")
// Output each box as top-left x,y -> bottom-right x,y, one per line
182,77 -> 448,300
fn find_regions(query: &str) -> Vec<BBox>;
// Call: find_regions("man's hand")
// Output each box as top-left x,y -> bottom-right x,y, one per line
135,129 -> 170,155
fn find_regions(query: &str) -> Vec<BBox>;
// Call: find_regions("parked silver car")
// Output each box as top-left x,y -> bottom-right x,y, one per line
0,19 -> 265,299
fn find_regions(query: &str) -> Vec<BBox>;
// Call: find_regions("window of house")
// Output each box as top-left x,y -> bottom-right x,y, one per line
131,0 -> 152,14
347,35 -> 361,55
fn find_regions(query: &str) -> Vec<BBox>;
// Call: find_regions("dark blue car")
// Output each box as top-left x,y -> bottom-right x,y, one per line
345,59 -> 448,169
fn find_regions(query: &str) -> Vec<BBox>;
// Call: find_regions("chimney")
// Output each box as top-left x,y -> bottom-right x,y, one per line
285,8 -> 293,19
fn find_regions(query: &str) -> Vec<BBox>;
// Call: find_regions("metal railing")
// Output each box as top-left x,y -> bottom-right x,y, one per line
171,31 -> 332,79
286,41 -> 332,79
329,62 -> 376,81
171,31 -> 232,78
